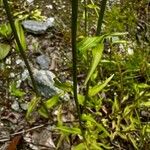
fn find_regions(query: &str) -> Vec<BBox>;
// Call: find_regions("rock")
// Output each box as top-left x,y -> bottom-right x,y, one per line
26,0 -> 34,4
141,110 -> 150,118
22,17 -> 54,34
11,100 -> 20,111
36,55 -> 50,70
21,69 -> 29,81
10,72 -> 15,78
20,103 -> 28,110
21,68 -> 70,99
32,68 -> 61,98
16,59 -> 25,67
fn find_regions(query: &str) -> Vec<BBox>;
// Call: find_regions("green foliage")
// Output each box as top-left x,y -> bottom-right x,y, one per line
13,8 -> 46,21
14,20 -> 26,51
0,23 -> 12,39
26,96 -> 40,119
0,43 -> 11,60
9,81 -> 25,97
78,33 -> 127,85
56,126 -> 81,135
84,42 -> 104,84
38,95 -> 59,118
1,0 -> 149,149
89,74 -> 114,96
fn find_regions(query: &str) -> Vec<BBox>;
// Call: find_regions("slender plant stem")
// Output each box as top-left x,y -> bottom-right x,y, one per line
71,0 -> 85,140
83,0 -> 90,111
3,0 -> 38,95
84,0 -> 88,35
3,0 -> 49,115
96,0 -> 107,35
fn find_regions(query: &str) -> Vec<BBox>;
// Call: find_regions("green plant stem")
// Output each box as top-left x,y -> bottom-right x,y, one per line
3,0 -> 38,95
96,0 -> 107,35
3,0 -> 49,115
83,0 -> 90,111
84,0 -> 88,35
71,0 -> 86,144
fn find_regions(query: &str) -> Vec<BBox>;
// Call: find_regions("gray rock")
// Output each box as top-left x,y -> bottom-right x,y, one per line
26,0 -> 34,4
11,100 -> 20,111
36,55 -> 50,70
141,110 -> 150,118
20,103 -> 28,110
22,17 -> 54,34
21,68 -> 70,100
16,59 -> 25,67
32,68 -> 61,98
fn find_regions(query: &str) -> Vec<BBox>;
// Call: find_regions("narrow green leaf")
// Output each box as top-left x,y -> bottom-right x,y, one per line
54,79 -> 73,92
72,143 -> 86,150
78,32 -> 126,54
87,4 -> 99,9
82,114 -> 110,136
0,43 -> 11,60
56,126 -> 81,135
78,36 -> 104,54
82,114 -> 97,124
118,132 -> 127,140
84,43 -> 104,85
99,143 -> 113,149
140,101 -> 150,107
128,134 -> 138,149
26,96 -> 40,119
11,89 -> 25,97
112,96 -> 120,114
38,106 -> 49,118
14,20 -> 26,51
89,74 -> 114,96
96,124 -> 110,137
137,83 -> 150,89
123,105 -> 133,117
0,23 -> 12,38
110,32 -> 128,36
38,95 -> 59,118
91,143 -> 103,150
45,95 -> 59,109
77,94 -> 85,105
10,81 -> 25,97
112,40 -> 128,45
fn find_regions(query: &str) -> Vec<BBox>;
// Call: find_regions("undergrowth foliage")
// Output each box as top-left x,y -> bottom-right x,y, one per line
1,0 -> 150,149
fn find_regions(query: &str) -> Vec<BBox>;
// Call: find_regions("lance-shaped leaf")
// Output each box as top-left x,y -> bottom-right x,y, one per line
0,43 -> 11,60
84,42 -> 104,85
72,143 -> 86,150
109,32 -> 128,36
0,23 -> 12,38
26,96 -> 40,119
38,95 -> 59,118
82,114 -> 110,137
89,74 -> 114,97
14,20 -> 26,51
78,36 -> 104,54
56,126 -> 81,135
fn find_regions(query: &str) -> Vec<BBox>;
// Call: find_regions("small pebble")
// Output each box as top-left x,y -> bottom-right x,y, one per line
20,103 -> 28,110
11,100 -> 20,111
36,55 -> 50,70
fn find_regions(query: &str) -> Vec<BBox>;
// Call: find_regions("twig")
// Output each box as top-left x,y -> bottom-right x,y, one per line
0,120 -> 79,142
